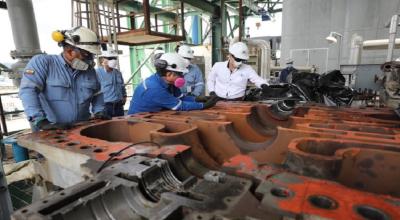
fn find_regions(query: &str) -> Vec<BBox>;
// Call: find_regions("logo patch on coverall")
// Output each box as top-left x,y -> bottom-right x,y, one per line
25,69 -> 35,75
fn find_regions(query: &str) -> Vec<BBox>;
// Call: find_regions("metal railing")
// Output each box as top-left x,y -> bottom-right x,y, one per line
0,92 -> 25,136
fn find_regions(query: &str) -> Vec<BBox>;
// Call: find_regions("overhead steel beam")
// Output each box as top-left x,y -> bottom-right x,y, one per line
180,0 -> 219,14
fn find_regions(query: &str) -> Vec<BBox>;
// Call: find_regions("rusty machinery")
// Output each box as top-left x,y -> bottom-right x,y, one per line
10,101 -> 400,219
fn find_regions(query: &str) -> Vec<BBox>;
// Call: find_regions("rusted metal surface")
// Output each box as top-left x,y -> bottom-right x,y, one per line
15,101 -> 400,219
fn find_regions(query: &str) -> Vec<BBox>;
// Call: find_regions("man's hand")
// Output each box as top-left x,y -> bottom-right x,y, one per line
195,95 -> 210,103
37,119 -> 72,131
93,111 -> 112,120
203,95 -> 219,109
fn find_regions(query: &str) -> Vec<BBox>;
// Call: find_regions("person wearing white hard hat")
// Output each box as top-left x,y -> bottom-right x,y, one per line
128,53 -> 219,114
207,41 -> 270,100
176,44 -> 205,97
279,58 -> 297,83
19,26 -> 109,131
151,47 -> 165,65
96,51 -> 127,117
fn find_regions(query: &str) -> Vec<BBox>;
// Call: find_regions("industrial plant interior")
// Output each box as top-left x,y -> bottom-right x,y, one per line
1,0 -> 400,219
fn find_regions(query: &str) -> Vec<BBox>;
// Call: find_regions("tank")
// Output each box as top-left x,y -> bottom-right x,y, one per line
281,0 -> 400,72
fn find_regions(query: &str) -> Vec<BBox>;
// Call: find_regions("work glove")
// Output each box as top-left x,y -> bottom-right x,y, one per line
36,119 -> 72,131
195,95 -> 210,103
93,111 -> 112,120
209,91 -> 217,97
202,95 -> 219,109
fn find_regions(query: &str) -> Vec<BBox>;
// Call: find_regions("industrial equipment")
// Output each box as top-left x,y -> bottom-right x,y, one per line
10,101 -> 400,219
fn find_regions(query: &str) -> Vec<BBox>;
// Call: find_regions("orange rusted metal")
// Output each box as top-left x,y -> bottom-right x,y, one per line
16,101 -> 400,219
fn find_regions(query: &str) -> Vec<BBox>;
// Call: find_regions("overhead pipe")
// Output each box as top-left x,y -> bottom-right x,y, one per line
386,14 -> 399,62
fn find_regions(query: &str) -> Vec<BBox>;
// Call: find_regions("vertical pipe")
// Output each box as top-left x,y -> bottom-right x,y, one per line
238,0 -> 243,41
143,0 -> 151,33
116,1 -> 121,32
338,36 -> 342,68
387,14 -> 398,62
192,15 -> 199,44
0,96 -> 8,136
6,0 -> 41,57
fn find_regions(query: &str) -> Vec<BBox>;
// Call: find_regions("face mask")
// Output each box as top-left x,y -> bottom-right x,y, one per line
233,60 -> 242,68
71,58 -> 89,71
231,56 -> 242,68
174,77 -> 186,88
107,59 -> 118,69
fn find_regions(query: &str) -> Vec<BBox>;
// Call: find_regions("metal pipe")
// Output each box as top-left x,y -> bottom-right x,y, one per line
363,39 -> 400,50
349,34 -> 363,65
238,0 -> 243,41
387,14 -> 399,62
6,0 -> 41,58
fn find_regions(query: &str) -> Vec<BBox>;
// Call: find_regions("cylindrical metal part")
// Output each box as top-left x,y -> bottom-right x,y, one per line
6,0 -> 42,58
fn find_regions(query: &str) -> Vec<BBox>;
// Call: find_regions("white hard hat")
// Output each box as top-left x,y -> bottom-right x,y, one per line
177,44 -> 194,59
286,58 -> 294,64
158,53 -> 189,73
229,42 -> 249,60
99,50 -> 118,58
64,26 -> 101,55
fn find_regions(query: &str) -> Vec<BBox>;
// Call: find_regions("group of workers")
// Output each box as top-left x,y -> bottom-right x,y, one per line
19,26 -> 275,131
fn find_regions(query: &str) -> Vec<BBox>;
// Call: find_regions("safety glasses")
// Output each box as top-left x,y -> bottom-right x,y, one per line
74,48 -> 94,60
231,54 -> 246,63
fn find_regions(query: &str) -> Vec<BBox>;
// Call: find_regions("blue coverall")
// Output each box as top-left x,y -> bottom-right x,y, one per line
96,67 -> 127,117
19,54 -> 105,126
127,73 -> 204,114
180,64 -> 204,96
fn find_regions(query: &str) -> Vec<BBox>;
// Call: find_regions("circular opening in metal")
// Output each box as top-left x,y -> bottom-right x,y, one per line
56,139 -> 66,143
43,200 -> 48,204
21,209 -> 28,213
80,145 -> 91,150
354,205 -> 389,220
66,142 -> 78,146
93,148 -> 103,153
270,187 -> 292,198
308,195 -> 338,210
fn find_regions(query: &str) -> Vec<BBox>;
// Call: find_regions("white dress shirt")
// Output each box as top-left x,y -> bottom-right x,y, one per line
207,61 -> 267,99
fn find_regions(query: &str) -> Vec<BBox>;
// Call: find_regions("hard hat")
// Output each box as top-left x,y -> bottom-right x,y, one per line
63,26 -> 101,55
156,53 -> 189,73
177,44 -> 194,59
229,42 -> 249,60
286,58 -> 294,64
99,50 -> 118,58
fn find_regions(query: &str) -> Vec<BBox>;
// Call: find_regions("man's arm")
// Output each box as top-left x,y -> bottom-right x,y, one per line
247,66 -> 268,88
151,89 -> 203,111
91,75 -> 106,114
207,64 -> 218,93
19,55 -> 49,124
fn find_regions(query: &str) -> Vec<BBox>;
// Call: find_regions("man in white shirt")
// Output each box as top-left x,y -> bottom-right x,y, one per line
207,42 -> 270,100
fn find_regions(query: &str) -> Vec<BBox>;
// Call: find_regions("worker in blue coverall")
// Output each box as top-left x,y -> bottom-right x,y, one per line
279,59 -> 297,83
96,51 -> 127,117
19,26 -> 110,131
128,53 -> 219,114
177,45 -> 205,96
